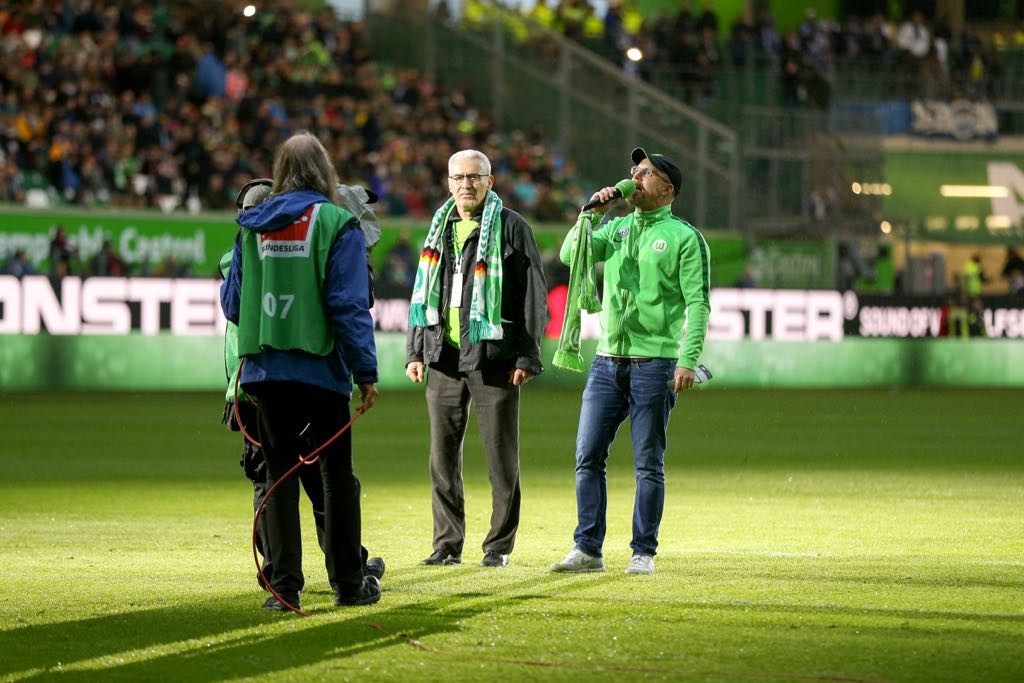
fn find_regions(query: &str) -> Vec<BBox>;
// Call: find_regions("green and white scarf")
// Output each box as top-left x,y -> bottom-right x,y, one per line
553,211 -> 602,371
408,191 -> 504,342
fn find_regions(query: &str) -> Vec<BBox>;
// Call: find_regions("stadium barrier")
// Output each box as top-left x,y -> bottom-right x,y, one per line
1,276 -> 1022,391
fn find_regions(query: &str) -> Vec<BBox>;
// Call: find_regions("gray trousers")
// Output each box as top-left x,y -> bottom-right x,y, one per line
426,347 -> 522,557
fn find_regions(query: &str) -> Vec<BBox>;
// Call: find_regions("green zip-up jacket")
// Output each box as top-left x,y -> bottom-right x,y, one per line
560,204 -> 711,369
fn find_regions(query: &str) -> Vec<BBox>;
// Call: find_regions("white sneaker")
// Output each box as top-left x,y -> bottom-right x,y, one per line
550,547 -> 605,573
625,554 -> 655,575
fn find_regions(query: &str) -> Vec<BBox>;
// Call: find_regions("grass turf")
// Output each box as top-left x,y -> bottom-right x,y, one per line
0,388 -> 1022,682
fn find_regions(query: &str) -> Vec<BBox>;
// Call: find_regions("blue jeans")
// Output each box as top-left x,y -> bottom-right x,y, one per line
573,356 -> 677,557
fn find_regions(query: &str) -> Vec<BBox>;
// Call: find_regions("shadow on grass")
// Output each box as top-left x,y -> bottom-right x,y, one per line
0,573 -> 578,681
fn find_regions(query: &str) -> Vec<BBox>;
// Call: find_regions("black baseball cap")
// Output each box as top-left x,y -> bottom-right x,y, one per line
631,147 -> 682,196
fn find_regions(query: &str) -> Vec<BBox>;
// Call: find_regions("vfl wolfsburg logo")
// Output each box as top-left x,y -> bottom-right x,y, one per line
651,239 -> 668,253
617,226 -> 630,238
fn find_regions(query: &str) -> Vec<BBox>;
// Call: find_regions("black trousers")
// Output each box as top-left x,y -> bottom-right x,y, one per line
247,382 -> 364,596
234,401 -> 327,576
426,343 -> 522,557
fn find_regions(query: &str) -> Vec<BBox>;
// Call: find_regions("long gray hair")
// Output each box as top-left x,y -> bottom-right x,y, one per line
272,132 -> 340,203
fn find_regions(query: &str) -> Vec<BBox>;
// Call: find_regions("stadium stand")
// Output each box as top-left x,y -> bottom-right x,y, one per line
0,1 -> 586,221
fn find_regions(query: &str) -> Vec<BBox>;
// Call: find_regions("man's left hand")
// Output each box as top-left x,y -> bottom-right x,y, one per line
509,369 -> 533,386
357,382 -> 378,411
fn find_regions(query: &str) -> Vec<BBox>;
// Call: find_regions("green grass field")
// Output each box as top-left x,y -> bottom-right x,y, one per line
1,388 -> 1022,682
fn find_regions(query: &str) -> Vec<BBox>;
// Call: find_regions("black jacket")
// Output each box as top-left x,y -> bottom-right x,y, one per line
405,206 -> 547,375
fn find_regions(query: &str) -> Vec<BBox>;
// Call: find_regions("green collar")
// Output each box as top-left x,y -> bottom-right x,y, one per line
632,204 -> 673,227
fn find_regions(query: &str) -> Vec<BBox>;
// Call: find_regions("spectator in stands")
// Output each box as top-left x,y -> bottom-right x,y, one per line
380,229 -> 417,290
728,12 -> 755,66
533,180 -> 570,222
962,253 -> 985,297
736,265 -> 757,288
603,0 -> 627,63
757,10 -> 782,56
48,225 -> 75,278
558,0 -> 587,44
863,13 -> 894,60
937,292 -> 955,337
434,0 -> 453,24
1001,247 -> 1024,279
88,239 -> 125,277
944,291 -> 969,338
1,249 -> 38,278
695,2 -> 719,36
897,11 -> 931,61
1009,270 -> 1024,298
156,253 -> 192,279
967,297 -> 987,337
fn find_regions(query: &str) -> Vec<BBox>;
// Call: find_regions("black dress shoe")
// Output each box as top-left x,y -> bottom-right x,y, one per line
419,550 -> 461,566
335,576 -> 382,606
262,594 -> 300,612
481,552 -> 509,567
365,556 -> 386,580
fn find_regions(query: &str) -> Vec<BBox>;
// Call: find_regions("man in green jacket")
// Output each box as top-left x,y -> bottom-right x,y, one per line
550,147 -> 711,576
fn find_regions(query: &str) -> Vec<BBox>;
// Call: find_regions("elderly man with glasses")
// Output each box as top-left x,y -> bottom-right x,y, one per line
405,149 -> 547,568
550,147 -> 711,576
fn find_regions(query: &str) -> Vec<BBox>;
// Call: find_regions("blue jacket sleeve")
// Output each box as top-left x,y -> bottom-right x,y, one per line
324,223 -> 379,384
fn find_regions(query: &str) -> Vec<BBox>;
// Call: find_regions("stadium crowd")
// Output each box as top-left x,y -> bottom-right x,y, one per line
2,1 -> 1017,221
463,1 -> 1011,108
1,1 -> 1021,293
0,1 -> 588,221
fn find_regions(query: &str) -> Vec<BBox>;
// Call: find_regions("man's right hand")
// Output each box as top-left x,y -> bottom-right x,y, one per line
582,186 -> 619,214
405,361 -> 425,383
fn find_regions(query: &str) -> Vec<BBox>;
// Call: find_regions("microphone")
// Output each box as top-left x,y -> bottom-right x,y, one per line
582,179 -> 636,211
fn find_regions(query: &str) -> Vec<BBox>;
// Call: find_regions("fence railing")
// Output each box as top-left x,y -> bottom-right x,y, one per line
738,106 -> 886,235
364,6 -> 741,231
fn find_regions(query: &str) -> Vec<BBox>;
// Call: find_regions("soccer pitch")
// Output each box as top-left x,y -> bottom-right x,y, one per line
1,388 -> 1021,682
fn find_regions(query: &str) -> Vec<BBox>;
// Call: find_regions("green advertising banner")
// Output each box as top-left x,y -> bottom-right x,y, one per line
0,208 -> 236,277
884,147 -> 1024,243
746,241 -> 836,289
2,333 -> 1022,391
0,207 -> 750,287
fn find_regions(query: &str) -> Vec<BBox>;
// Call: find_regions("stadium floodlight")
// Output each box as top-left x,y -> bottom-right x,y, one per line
626,47 -> 643,62
940,185 -> 1008,198
243,5 -> 256,17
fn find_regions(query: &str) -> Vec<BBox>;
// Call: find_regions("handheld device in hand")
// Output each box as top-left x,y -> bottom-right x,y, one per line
693,364 -> 712,383
667,363 -> 712,388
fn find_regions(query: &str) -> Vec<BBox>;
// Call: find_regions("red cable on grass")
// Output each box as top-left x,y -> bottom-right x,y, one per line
236,358 -> 368,616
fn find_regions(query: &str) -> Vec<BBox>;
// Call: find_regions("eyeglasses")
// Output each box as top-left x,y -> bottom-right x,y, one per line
630,165 -> 670,184
448,173 -> 490,186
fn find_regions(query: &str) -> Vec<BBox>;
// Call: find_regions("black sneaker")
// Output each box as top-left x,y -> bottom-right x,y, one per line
481,551 -> 509,567
334,576 -> 382,606
419,550 -> 461,566
262,594 -> 300,612
365,556 -> 386,580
